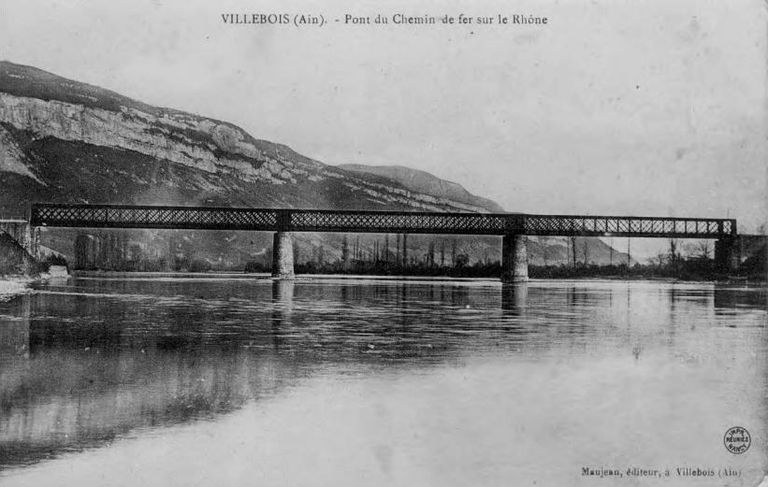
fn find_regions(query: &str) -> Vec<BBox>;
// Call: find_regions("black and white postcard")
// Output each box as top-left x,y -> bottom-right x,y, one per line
0,1 -> 766,485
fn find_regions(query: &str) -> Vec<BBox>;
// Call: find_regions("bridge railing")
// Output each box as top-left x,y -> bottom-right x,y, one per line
525,215 -> 735,238
31,204 -> 279,231
30,204 -> 736,238
286,210 -> 521,234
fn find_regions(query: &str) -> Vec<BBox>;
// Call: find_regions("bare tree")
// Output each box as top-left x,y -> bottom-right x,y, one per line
668,239 -> 679,272
696,241 -> 711,259
570,237 -> 577,267
609,238 -> 614,266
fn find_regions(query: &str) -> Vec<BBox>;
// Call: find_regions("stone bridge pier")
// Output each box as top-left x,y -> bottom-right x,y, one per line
501,234 -> 528,282
272,231 -> 295,279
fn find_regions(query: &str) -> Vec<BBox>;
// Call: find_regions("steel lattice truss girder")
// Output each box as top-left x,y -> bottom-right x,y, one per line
30,204 -> 736,238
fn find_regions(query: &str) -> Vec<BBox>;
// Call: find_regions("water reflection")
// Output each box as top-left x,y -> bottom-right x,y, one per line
714,285 -> 768,311
0,278 -> 765,483
500,283 -> 527,316
0,294 -> 30,360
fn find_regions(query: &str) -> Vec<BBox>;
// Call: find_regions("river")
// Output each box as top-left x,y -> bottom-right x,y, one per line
0,275 -> 766,486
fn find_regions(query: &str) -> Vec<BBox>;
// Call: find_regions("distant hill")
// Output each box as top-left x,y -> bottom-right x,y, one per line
339,164 -> 504,213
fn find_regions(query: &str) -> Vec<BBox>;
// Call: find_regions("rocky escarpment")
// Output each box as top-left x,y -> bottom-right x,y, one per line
0,122 -> 42,185
0,61 -> 495,214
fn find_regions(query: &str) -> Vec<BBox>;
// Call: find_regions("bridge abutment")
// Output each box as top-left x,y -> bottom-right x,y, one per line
0,221 -> 39,262
715,237 -> 740,273
501,234 -> 528,283
272,232 -> 295,279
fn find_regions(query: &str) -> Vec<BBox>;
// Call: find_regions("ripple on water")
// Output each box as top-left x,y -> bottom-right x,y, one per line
0,277 -> 765,485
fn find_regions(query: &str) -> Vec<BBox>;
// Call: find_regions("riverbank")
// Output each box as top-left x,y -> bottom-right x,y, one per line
70,269 -> 767,288
0,266 -> 70,300
0,277 -> 33,299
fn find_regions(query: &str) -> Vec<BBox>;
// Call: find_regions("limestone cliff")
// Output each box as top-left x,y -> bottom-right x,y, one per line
0,61 -> 495,215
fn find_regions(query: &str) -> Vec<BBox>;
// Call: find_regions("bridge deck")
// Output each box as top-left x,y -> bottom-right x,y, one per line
30,204 -> 736,238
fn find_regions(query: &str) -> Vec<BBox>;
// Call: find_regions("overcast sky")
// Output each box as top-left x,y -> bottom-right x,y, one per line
1,0 -> 766,242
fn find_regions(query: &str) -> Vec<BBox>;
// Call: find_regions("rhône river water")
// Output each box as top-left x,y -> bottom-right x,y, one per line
0,275 -> 766,486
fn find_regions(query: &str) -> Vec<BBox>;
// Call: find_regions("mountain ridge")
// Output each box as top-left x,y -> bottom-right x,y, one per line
0,60 -> 632,268
338,164 -> 505,213
0,60 -> 500,214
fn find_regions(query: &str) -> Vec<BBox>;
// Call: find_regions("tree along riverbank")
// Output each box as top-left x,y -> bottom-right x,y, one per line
57,238 -> 768,283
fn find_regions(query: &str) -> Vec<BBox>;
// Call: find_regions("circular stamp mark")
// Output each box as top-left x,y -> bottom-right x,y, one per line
724,426 -> 751,454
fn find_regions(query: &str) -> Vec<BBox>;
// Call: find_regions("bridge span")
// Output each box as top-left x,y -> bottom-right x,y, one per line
29,203 -> 739,281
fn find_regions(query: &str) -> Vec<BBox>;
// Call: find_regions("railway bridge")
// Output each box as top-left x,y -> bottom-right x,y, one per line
28,203 -> 739,282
